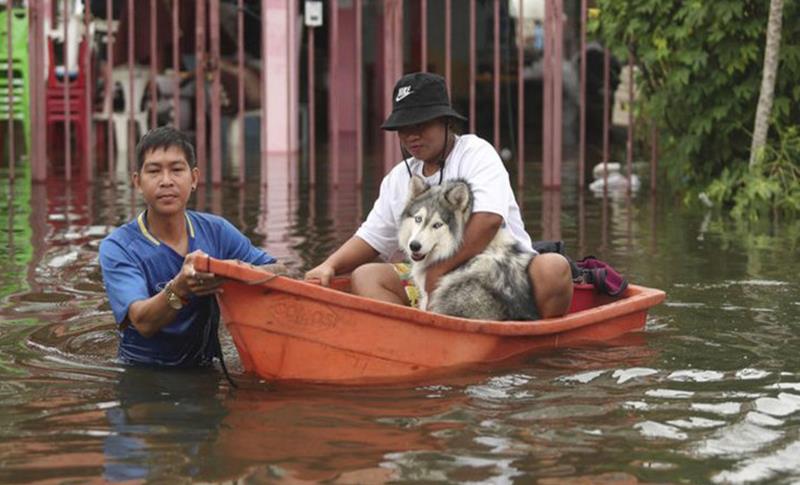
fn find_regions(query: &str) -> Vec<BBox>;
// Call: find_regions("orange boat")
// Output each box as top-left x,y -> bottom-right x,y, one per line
197,256 -> 666,385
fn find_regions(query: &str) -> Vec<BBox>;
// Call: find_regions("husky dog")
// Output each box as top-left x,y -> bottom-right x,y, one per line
398,176 -> 539,321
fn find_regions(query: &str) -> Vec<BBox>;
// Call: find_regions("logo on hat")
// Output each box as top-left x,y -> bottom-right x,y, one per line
395,86 -> 413,102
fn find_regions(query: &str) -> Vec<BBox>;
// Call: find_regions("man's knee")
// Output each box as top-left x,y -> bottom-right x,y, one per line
530,253 -> 574,317
351,263 -> 407,303
350,263 -> 383,293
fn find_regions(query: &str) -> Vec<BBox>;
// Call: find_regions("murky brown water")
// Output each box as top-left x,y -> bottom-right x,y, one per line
0,156 -> 798,484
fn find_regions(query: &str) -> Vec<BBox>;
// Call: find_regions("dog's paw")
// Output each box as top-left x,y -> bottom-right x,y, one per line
260,263 -> 292,276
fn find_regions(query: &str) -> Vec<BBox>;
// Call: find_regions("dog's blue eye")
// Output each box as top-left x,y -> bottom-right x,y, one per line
414,216 -> 422,223
432,222 -> 443,229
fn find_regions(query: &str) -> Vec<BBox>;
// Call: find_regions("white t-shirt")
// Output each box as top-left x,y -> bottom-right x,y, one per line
355,134 -> 534,261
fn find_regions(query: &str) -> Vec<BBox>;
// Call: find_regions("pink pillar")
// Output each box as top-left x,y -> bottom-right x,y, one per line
381,0 -> 404,175
261,0 -> 299,172
196,0 -> 207,182
329,1 -> 359,188
256,158 -> 299,262
209,0 -> 222,184
542,0 -> 563,189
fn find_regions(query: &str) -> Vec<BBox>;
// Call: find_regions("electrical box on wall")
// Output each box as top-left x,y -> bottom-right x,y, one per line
305,1 -> 323,27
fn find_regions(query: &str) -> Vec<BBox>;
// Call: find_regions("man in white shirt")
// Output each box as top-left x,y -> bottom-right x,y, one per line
305,72 -> 573,318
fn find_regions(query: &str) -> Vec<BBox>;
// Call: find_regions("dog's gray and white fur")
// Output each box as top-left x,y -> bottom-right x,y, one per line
398,176 -> 538,320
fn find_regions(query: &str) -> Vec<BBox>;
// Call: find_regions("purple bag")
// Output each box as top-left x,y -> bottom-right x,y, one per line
575,257 -> 628,297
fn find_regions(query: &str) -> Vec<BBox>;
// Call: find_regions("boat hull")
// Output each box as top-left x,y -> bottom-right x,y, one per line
198,256 -> 665,384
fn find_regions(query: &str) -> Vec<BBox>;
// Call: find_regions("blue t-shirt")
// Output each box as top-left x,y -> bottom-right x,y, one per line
99,210 -> 275,367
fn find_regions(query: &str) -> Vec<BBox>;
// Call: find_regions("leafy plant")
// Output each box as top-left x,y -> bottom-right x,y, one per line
706,124 -> 800,221
591,0 -> 800,198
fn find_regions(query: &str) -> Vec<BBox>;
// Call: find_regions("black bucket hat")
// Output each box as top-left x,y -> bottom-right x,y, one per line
381,72 -> 467,131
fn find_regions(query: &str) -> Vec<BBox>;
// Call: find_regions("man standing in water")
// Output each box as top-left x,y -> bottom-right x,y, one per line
99,126 -> 278,367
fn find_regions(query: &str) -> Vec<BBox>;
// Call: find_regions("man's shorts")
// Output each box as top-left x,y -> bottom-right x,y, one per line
393,262 -> 421,308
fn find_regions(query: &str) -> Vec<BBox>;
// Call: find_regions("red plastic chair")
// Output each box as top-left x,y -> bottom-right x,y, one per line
47,38 -> 88,89
45,39 -> 90,167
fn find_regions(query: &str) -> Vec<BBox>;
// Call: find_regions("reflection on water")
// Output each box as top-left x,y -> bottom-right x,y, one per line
0,155 -> 799,483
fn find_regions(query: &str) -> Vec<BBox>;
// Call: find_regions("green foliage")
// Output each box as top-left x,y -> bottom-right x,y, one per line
592,0 -> 800,196
706,124 -> 800,221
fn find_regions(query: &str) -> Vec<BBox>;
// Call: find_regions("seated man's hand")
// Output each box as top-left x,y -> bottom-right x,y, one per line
424,264 -> 446,296
305,263 -> 335,287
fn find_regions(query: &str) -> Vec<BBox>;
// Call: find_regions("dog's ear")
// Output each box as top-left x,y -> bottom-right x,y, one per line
444,181 -> 472,212
408,175 -> 430,201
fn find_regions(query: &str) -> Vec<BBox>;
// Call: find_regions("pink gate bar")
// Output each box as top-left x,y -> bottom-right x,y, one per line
30,0 -> 47,181
106,0 -> 115,176
329,0 -> 339,186
259,0 -> 266,185
84,1 -> 93,179
356,0 -> 363,186
445,0 -> 451,92
149,0 -> 157,129
195,0 -> 207,183
64,0 -> 72,180
128,0 -> 135,170
237,0 -> 245,185
420,0 -> 427,72
578,0 -> 587,189
516,0 -> 524,187
307,23 -> 316,186
6,0 -> 13,175
493,0 -> 500,150
627,49 -> 634,193
651,123 -> 658,191
602,47 -> 610,195
172,0 -> 180,134
210,0 -> 222,184
542,0 -> 563,188
542,0 -> 551,187
553,0 -> 563,188
469,0 -> 475,134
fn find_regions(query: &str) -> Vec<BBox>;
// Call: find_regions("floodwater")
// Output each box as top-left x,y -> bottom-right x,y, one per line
0,156 -> 799,484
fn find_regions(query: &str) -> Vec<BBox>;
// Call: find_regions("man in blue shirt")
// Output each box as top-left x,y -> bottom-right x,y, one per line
99,126 -> 277,367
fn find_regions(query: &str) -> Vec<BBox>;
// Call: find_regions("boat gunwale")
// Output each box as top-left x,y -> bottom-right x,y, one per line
200,256 -> 666,337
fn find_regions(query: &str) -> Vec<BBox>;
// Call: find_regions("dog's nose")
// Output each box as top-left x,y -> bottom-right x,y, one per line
409,241 -> 421,253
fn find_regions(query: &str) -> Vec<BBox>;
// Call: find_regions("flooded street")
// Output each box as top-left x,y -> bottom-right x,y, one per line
0,163 -> 798,484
